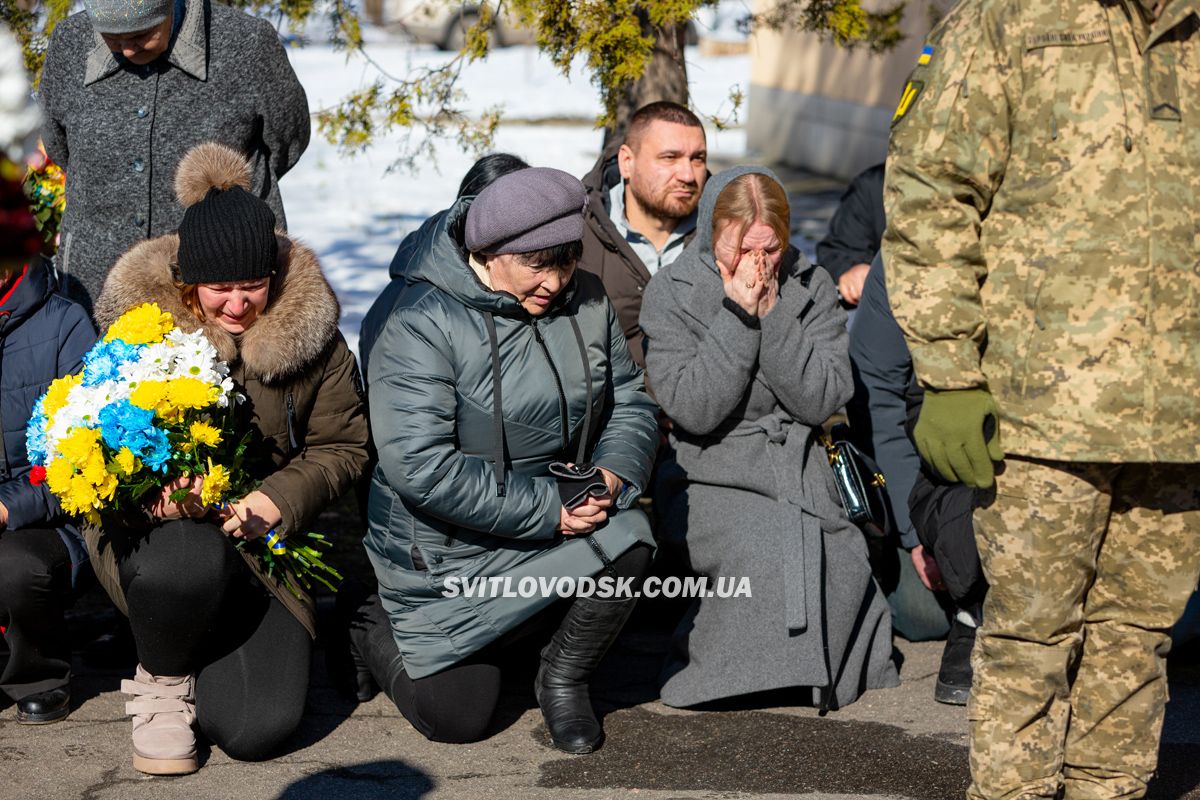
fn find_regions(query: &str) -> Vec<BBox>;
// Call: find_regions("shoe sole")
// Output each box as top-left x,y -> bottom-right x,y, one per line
16,707 -> 70,725
132,753 -> 199,776
548,736 -> 601,755
934,680 -> 970,706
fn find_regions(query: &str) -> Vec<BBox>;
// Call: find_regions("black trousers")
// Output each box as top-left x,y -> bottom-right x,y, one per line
0,528 -> 73,701
374,542 -> 652,744
116,519 -> 311,761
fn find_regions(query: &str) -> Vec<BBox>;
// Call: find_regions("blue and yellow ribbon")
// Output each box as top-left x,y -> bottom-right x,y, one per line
265,529 -> 287,555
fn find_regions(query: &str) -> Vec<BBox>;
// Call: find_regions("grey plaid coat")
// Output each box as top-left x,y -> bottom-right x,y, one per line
39,0 -> 309,310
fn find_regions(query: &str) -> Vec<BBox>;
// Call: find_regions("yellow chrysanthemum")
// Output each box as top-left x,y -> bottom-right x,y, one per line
105,303 -> 175,345
167,378 -> 219,411
59,427 -> 104,466
80,449 -> 109,486
44,457 -> 75,495
189,421 -> 222,448
199,461 -> 231,507
110,447 -> 140,477
45,429 -> 120,519
42,373 -> 82,418
63,473 -> 99,513
129,381 -> 169,412
96,471 -> 118,503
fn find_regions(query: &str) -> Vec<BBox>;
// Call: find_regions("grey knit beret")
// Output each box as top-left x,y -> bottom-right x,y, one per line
84,0 -> 172,34
464,167 -> 586,255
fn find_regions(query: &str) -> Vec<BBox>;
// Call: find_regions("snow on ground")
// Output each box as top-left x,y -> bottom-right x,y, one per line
296,36 -> 750,123
279,30 -> 750,354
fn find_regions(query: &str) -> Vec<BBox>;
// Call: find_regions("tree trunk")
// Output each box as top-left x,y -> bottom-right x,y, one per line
603,17 -> 690,149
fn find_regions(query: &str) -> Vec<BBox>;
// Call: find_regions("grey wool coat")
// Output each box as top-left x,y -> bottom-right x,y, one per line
362,198 -> 658,680
38,0 -> 310,310
640,166 -> 898,709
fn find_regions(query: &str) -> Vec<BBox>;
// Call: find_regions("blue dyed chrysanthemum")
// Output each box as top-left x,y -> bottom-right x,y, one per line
25,403 -> 49,466
82,339 -> 145,387
98,401 -> 172,472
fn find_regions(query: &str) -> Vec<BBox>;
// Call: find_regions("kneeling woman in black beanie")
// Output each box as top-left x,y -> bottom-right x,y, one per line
354,167 -> 659,753
87,142 -> 370,775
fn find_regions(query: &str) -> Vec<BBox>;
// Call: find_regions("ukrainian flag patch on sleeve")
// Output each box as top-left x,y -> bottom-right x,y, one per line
892,80 -> 924,127
918,45 -> 934,65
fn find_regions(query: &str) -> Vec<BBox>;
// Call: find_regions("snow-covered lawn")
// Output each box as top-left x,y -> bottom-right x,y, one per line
279,32 -> 750,353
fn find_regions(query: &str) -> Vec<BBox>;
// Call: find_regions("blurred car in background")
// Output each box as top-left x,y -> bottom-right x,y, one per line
362,0 -> 535,50
363,0 -> 714,51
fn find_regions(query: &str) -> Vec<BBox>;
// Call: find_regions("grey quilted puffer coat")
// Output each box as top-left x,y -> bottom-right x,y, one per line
362,198 -> 658,680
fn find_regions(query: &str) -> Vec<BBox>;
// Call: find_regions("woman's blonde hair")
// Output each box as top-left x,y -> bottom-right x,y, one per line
173,267 -> 206,323
711,173 -> 791,258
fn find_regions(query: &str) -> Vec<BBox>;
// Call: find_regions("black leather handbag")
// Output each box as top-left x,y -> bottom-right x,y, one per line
820,423 -> 892,540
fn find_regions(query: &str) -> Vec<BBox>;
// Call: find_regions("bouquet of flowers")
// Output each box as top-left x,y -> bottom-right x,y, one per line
22,145 -> 65,250
26,303 -> 341,597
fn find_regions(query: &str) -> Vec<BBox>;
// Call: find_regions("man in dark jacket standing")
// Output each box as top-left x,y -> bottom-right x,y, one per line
38,0 -> 310,311
580,102 -> 707,367
815,163 -> 884,307
848,253 -> 983,706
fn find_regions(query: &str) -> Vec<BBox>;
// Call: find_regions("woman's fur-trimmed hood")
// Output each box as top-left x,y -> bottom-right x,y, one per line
95,233 -> 341,384
94,142 -> 340,384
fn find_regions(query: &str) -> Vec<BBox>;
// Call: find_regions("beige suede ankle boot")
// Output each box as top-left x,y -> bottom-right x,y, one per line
121,665 -> 198,775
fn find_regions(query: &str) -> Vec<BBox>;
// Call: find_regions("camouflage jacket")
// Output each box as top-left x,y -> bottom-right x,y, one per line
882,0 -> 1200,462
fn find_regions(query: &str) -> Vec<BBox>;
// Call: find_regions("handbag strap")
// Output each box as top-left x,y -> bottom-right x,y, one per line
568,315 -> 592,466
482,311 -> 507,497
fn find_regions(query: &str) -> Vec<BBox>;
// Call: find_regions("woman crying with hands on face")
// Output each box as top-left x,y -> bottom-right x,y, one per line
640,167 -> 898,710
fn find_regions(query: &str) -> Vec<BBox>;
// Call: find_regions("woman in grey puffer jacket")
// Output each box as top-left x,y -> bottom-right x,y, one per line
352,168 -> 658,753
641,167 -> 898,710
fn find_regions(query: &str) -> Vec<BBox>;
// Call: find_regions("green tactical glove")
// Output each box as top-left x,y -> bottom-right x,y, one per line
914,388 -> 1004,489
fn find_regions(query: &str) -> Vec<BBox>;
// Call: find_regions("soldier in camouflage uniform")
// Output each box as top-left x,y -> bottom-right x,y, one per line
882,0 -> 1200,797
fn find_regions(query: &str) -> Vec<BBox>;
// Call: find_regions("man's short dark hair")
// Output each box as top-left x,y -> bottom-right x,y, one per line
624,102 -> 704,152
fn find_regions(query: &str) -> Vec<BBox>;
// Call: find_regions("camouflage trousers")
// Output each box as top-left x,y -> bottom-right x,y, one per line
968,456 -> 1200,800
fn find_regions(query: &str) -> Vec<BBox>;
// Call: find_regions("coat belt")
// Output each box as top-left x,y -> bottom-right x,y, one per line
737,413 -> 821,634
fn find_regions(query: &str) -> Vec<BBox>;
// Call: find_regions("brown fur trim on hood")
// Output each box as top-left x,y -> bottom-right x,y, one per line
94,233 -> 341,385
174,142 -> 254,208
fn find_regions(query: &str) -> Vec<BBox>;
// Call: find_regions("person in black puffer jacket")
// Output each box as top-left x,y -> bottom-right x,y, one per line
0,172 -> 97,723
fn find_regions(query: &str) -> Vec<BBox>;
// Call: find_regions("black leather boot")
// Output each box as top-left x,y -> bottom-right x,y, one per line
535,595 -> 637,754
338,583 -> 407,704
16,686 -> 70,724
934,615 -> 976,706
328,581 -> 394,702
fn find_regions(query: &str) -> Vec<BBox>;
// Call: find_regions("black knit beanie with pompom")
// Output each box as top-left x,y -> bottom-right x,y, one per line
176,185 -> 277,285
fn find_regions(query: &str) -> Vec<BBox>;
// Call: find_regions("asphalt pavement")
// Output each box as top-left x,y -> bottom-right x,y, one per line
6,604 -> 1200,800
